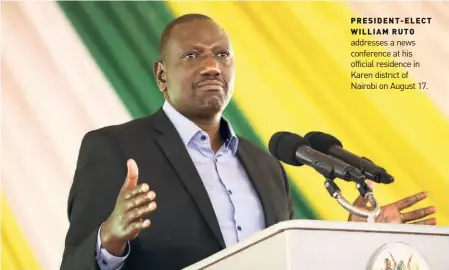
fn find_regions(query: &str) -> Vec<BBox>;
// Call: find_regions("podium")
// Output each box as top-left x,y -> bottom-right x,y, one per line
183,220 -> 449,270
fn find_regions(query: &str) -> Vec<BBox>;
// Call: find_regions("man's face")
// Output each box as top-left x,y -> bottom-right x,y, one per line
155,19 -> 235,118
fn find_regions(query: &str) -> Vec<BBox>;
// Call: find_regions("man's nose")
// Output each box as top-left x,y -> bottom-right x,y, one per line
200,57 -> 221,77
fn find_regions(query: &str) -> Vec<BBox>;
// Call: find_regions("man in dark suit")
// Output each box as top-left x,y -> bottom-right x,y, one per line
60,13 -> 436,270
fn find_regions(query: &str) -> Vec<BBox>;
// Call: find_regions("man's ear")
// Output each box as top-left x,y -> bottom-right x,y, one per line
153,61 -> 167,92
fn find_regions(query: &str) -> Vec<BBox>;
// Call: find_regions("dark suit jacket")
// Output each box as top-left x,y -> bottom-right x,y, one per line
60,108 -> 294,270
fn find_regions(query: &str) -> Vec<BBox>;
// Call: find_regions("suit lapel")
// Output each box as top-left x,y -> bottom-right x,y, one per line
152,109 -> 226,249
237,141 -> 277,227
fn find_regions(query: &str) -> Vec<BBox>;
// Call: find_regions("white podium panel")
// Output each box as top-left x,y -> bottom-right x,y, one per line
183,220 -> 449,270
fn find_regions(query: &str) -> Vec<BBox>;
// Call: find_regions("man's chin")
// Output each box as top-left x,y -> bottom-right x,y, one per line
199,97 -> 227,112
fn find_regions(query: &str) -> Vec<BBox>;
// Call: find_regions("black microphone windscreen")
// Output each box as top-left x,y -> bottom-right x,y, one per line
304,131 -> 343,154
268,132 -> 308,166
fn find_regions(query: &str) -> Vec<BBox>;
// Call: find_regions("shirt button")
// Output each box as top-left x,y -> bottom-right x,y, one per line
201,135 -> 206,140
102,259 -> 108,265
237,226 -> 242,231
228,190 -> 232,195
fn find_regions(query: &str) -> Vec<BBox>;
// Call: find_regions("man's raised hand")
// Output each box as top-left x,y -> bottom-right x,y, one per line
348,181 -> 436,225
100,159 -> 157,256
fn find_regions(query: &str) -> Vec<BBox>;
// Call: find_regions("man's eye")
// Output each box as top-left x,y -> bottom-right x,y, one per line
217,51 -> 230,58
183,52 -> 197,59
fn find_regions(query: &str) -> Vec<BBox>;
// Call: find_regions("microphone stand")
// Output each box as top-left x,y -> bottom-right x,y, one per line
324,178 -> 381,223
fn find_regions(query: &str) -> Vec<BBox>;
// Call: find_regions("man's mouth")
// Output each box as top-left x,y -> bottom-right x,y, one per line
195,80 -> 225,89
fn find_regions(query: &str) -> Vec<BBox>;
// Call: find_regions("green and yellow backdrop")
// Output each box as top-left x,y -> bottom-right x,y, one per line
2,1 -> 448,269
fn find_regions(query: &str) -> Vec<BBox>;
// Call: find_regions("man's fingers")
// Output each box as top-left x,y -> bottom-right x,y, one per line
409,218 -> 437,226
401,206 -> 436,223
123,183 -> 150,200
393,191 -> 428,211
125,201 -> 157,225
124,159 -> 139,189
124,190 -> 156,211
126,219 -> 151,236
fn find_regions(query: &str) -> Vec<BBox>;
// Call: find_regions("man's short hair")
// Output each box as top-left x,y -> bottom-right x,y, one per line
158,13 -> 213,60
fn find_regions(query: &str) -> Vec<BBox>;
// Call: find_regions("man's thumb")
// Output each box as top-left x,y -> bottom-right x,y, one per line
365,180 -> 375,191
124,159 -> 139,188
353,194 -> 369,208
353,180 -> 375,207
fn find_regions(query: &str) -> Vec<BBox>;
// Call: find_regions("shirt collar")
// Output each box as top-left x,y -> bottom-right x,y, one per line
162,101 -> 238,154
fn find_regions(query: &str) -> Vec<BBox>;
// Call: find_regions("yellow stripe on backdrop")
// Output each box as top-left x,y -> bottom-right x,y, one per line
1,194 -> 41,270
1,241 -> 15,270
167,2 -> 449,225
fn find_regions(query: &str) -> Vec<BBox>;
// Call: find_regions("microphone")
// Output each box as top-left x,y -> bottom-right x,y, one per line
268,131 -> 365,182
304,131 -> 394,184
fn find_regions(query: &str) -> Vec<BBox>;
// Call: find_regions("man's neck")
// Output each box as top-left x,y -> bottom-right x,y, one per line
191,115 -> 223,152
165,100 -> 225,152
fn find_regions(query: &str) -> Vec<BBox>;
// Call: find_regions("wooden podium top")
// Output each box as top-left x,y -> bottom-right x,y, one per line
183,219 -> 449,270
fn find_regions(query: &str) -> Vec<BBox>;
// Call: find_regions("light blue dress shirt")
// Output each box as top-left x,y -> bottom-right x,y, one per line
95,101 -> 266,269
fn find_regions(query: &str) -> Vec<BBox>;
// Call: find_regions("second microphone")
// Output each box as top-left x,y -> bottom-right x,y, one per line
268,131 -> 366,182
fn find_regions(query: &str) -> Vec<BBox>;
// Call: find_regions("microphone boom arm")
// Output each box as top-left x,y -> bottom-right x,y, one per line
324,178 -> 380,223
